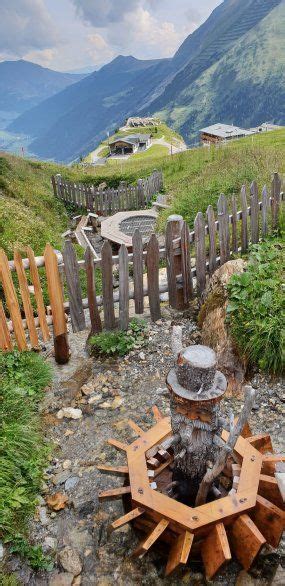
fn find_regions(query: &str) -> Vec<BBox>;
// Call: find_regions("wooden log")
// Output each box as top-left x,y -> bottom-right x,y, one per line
201,523 -> 231,580
101,241 -> 116,330
250,181 -> 259,244
217,194 -> 230,265
258,474 -> 284,508
181,221 -> 193,303
194,212 -> 206,295
132,519 -> 169,557
14,249 -> 39,349
132,229 -> 144,314
62,241 -> 86,333
261,186 -> 268,238
251,495 -> 285,548
0,248 -> 27,350
98,486 -> 131,501
0,300 -> 13,351
240,186 -> 248,253
231,195 -> 238,254
97,465 -> 129,476
44,244 -> 69,364
165,215 -> 185,309
84,248 -> 102,335
107,438 -> 129,452
271,172 -> 281,230
229,514 -> 266,571
261,455 -> 285,476
247,434 -> 273,454
165,531 -> 193,576
146,234 -> 161,322
119,244 -> 129,331
111,508 -> 145,531
206,205 -> 217,274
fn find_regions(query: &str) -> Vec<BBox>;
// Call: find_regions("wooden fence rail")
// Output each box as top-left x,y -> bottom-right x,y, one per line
0,174 -> 283,362
52,170 -> 164,214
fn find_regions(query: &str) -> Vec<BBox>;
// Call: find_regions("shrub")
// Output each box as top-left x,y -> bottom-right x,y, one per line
227,239 -> 284,374
89,318 -> 147,357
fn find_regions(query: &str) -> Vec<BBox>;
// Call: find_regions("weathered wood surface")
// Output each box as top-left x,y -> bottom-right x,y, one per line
217,194 -> 230,265
0,300 -> 13,351
165,531 -> 193,576
26,246 -> 50,341
207,205 -> 217,274
0,248 -> 27,350
166,215 -> 185,310
14,249 -> 39,349
132,229 -> 144,314
63,240 -> 86,333
146,234 -> 161,322
261,186 -> 268,238
201,523 -> 231,579
119,244 -> 129,331
251,495 -> 284,548
229,514 -> 265,571
194,212 -> 206,295
101,241 -> 116,330
250,181 -> 259,244
271,172 -> 281,229
240,186 -> 248,253
181,221 -> 193,303
84,248 -> 102,334
44,244 -> 69,364
231,195 -> 238,254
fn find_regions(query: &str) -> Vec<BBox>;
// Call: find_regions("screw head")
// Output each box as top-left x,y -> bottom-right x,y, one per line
191,515 -> 199,521
138,488 -> 144,495
239,498 -> 247,503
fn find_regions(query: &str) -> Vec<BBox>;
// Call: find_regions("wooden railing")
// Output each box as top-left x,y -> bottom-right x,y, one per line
51,170 -> 164,214
0,173 -> 282,363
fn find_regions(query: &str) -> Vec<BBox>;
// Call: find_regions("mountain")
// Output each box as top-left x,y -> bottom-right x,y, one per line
0,60 -> 85,116
9,0 -> 284,162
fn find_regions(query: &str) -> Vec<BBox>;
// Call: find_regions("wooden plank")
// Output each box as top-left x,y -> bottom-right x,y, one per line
181,221 -> 193,303
26,246 -> 50,341
262,455 -> 285,476
107,438 -> 129,452
0,248 -> 27,350
128,420 -> 145,436
146,234 -> 161,322
261,186 -> 268,238
119,244 -> 129,331
247,434 -> 273,454
165,531 -> 193,576
231,195 -> 238,254
201,523 -> 231,579
240,185 -> 248,253
98,486 -> 131,501
194,212 -> 206,295
97,465 -> 129,476
152,405 -> 163,422
165,215 -> 185,309
229,514 -> 266,571
0,300 -> 13,351
111,508 -> 145,531
217,194 -> 230,265
101,240 -> 116,330
132,519 -> 169,557
258,474 -> 284,508
132,229 -> 144,314
271,172 -> 281,230
14,250 -> 39,349
62,241 -> 86,333
206,205 -> 217,275
44,244 -> 69,364
251,495 -> 284,548
84,247 -> 102,334
250,181 -> 259,244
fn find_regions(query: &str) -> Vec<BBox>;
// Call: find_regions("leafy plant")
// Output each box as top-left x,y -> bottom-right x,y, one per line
9,538 -> 53,571
89,318 -> 147,357
227,238 -> 284,374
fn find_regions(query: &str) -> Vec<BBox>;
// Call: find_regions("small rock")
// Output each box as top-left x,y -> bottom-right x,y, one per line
59,546 -> 82,576
0,541 -> 4,561
65,476 -> 79,491
46,492 -> 69,511
49,572 -> 74,586
272,564 -> 285,585
98,401 -> 112,409
81,382 -> 94,396
39,506 -> 50,526
57,408 -> 83,420
44,537 -> 58,551
235,570 -> 255,586
111,396 -> 123,409
138,352 -> 146,360
72,577 -> 82,586
62,460 -> 72,470
88,394 -> 103,405
53,471 -> 71,485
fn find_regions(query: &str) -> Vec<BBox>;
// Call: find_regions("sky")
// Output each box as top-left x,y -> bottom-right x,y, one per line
0,0 -> 223,72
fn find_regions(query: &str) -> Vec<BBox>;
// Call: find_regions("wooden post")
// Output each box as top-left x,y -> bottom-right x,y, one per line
137,179 -> 145,209
194,212 -> 206,296
51,176 -> 57,198
250,181 -> 259,244
84,248 -> 102,334
262,186 -> 268,238
166,215 -> 185,310
206,205 -> 217,274
62,240 -> 86,333
14,249 -> 39,350
231,195 -> 238,254
0,248 -> 27,351
271,172 -> 281,230
101,241 -> 116,330
180,221 -> 192,304
240,185 -> 248,253
119,244 -> 129,331
44,244 -> 69,364
146,234 -> 161,322
217,194 -> 230,265
132,229 -> 144,314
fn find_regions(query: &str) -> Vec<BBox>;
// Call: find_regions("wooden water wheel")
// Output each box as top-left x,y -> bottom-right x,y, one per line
98,341 -> 284,579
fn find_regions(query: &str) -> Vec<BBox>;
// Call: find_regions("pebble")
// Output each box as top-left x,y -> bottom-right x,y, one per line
88,394 -> 103,404
44,536 -> 58,551
49,572 -> 74,586
111,396 -> 123,409
138,352 -> 146,360
58,546 -> 82,576
39,506 -> 50,526
57,408 -> 83,420
98,401 -> 112,409
53,471 -> 71,485
62,459 -> 72,470
65,476 -> 80,491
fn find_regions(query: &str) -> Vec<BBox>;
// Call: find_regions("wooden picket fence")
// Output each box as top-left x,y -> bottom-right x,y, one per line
0,173 -> 283,363
51,170 -> 164,214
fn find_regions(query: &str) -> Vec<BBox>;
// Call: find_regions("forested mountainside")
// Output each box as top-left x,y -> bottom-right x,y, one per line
9,0 -> 284,162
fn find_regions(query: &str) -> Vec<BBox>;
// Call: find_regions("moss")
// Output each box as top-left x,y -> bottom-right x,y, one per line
198,288 -> 226,329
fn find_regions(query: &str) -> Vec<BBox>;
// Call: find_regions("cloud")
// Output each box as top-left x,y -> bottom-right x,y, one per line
0,0 -> 58,57
87,33 -> 115,64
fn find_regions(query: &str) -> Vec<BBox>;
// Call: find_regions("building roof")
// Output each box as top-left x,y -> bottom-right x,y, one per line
109,134 -> 151,146
200,123 -> 253,139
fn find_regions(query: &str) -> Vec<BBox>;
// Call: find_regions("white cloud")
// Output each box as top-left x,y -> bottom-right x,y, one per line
87,33 -> 115,64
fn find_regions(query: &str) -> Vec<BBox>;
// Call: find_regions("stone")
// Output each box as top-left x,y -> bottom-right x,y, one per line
138,352 -> 146,360
49,572 -> 74,586
235,570 -> 255,586
88,394 -> 103,404
111,396 -> 123,409
72,577 -> 82,586
62,459 -> 72,470
57,408 -> 83,420
53,470 -> 72,485
81,382 -> 95,396
0,541 -> 4,561
59,546 -> 82,576
65,476 -> 80,491
39,506 -> 50,526
98,401 -> 112,409
44,537 -> 58,551
272,564 -> 285,585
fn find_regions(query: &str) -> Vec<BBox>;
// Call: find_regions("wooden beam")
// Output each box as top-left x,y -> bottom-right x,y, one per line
107,438 -> 129,452
132,518 -> 169,557
98,486 -> 131,501
97,465 -> 129,477
165,531 -> 193,576
201,523 -> 231,580
229,514 -> 266,571
127,420 -> 145,436
247,434 -> 273,454
251,495 -> 285,548
262,455 -> 285,476
258,474 -> 284,508
152,405 -> 163,422
111,508 -> 145,531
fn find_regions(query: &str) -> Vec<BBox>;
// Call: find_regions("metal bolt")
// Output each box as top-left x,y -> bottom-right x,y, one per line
251,455 -> 255,461
191,515 -> 199,521
138,488 -> 144,495
239,498 -> 247,503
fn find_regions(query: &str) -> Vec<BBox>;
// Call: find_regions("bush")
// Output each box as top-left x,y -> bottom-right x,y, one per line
89,318 -> 147,357
227,239 -> 284,374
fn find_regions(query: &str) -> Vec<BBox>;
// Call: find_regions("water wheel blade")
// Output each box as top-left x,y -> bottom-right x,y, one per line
98,486 -> 131,501
258,474 -> 284,508
251,495 -> 285,548
229,514 -> 266,571
152,405 -> 163,422
247,434 -> 273,454
201,523 -> 231,580
132,518 -> 169,557
111,507 -> 145,531
97,465 -> 129,476
107,438 -> 129,452
127,420 -> 145,436
262,455 -> 285,476
165,531 -> 193,576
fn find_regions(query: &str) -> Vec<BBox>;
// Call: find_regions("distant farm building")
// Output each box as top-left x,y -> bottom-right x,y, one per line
200,122 -> 284,145
125,117 -> 160,128
109,134 -> 152,156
